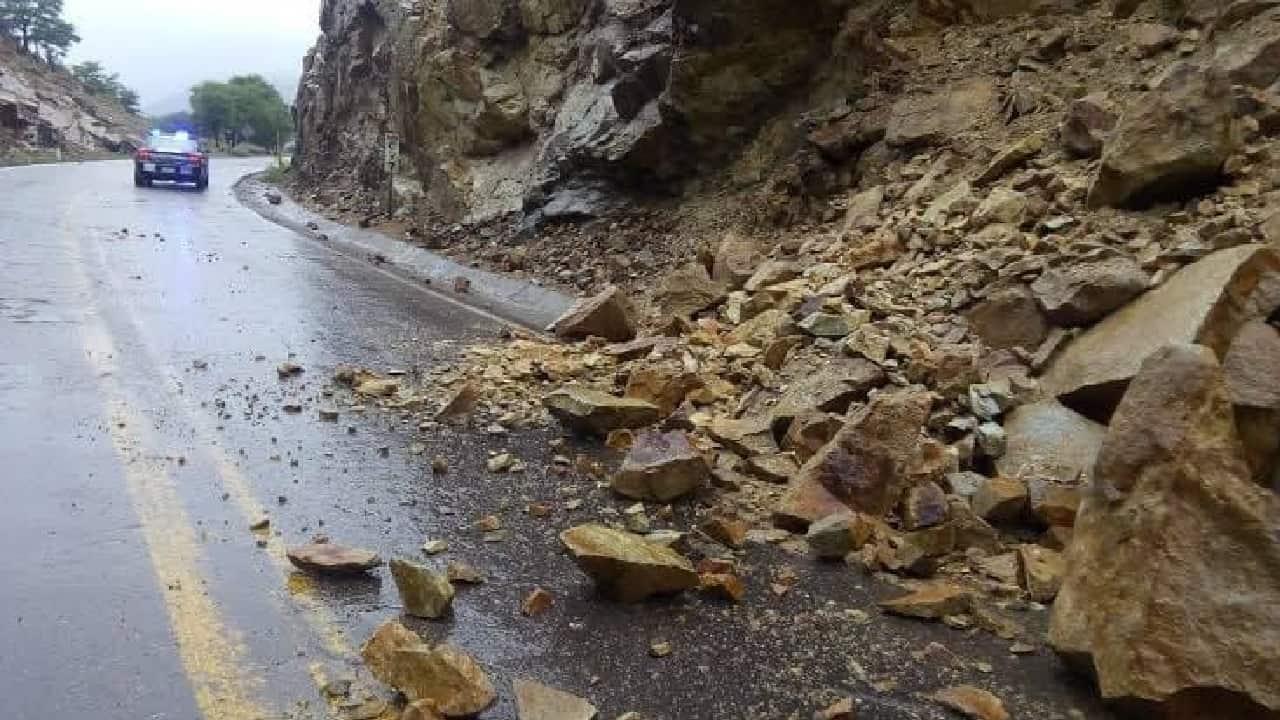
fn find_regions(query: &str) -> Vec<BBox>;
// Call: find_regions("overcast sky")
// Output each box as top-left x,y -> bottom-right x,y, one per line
64,0 -> 322,115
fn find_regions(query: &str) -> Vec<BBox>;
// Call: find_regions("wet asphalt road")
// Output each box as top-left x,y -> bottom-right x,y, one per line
0,159 -> 1115,720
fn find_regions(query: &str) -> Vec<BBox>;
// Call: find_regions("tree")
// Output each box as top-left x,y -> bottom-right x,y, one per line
116,87 -> 140,114
190,75 -> 292,150
71,60 -> 142,115
0,0 -> 76,60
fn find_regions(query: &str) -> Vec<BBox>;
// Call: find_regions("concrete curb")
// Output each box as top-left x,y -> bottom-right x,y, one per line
233,174 -> 574,332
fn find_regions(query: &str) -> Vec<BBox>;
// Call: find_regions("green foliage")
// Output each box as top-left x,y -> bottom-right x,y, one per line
70,60 -> 140,113
0,0 -> 79,63
190,75 -> 292,151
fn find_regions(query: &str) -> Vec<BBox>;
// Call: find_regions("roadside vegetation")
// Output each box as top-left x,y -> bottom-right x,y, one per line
189,75 -> 293,154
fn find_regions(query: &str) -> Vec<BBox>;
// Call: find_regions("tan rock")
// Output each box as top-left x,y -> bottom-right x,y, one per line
844,185 -> 884,232
360,621 -> 496,717
726,308 -> 789,348
514,679 -> 596,720
770,359 -> 886,429
1050,344 -> 1280,715
286,543 -> 382,575
653,263 -> 728,318
744,260 -> 800,292
972,476 -> 1028,524
543,387 -> 661,435
879,582 -> 972,619
1224,320 -> 1280,484
1017,544 -> 1064,602
699,572 -> 746,603
521,587 -> 554,617
966,284 -> 1048,351
624,363 -> 703,416
435,382 -> 480,422
975,131 -> 1045,186
559,524 -> 699,602
841,229 -> 904,270
744,452 -> 799,484
901,481 -> 949,530
1028,482 -> 1082,527
1042,244 -> 1280,419
782,411 -> 843,463
390,559 -> 455,619
1088,64 -> 1240,208
815,697 -> 856,720
611,430 -> 709,501
806,511 -> 873,559
774,390 -> 932,529
996,399 -> 1107,487
1030,256 -> 1150,327
712,232 -> 765,289
707,414 -> 778,458
551,285 -> 638,342
402,700 -> 446,720
701,514 -> 749,549
1061,93 -> 1117,159
928,686 -> 1009,720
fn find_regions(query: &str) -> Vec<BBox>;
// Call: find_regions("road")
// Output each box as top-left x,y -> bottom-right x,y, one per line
0,159 -> 1113,720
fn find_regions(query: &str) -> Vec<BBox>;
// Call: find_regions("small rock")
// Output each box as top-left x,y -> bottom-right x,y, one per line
559,524 -> 699,602
701,514 -> 749,549
928,685 -> 1009,720
648,640 -> 673,658
972,477 -> 1029,523
446,561 -> 485,584
806,512 -> 871,560
436,383 -> 480,422
543,387 -> 662,436
814,697 -> 856,720
699,572 -> 746,603
521,587 -> 554,617
390,559 -> 455,619
514,679 -> 597,720
879,583 -> 971,620
287,543 -> 382,575
422,539 -> 449,555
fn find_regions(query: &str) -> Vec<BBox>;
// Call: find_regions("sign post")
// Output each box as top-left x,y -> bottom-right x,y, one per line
383,133 -> 400,216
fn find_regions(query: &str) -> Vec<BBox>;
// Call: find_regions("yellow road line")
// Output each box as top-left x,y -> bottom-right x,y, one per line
80,319 -> 270,720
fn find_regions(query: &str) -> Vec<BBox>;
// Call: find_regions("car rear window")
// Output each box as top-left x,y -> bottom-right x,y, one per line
150,135 -> 198,153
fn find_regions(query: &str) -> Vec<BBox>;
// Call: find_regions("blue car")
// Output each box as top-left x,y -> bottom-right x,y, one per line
134,131 -> 209,190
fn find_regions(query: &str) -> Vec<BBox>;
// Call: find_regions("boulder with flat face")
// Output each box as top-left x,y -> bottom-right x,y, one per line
1087,64 -> 1239,209
287,543 -> 382,575
774,389 -> 933,530
390,559 -> 455,619
610,430 -> 709,501
884,78 -> 997,148
966,284 -> 1049,351
1030,256 -> 1150,327
551,285 -> 638,342
543,387 -> 662,435
559,524 -> 699,602
996,399 -> 1107,486
1049,345 -> 1280,717
1041,244 -> 1280,420
514,679 -> 597,720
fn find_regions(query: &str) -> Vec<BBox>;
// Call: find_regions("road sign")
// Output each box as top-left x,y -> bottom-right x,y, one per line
383,134 -> 400,173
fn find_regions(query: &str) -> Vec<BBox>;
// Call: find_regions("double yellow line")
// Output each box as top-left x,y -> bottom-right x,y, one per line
62,199 -> 363,718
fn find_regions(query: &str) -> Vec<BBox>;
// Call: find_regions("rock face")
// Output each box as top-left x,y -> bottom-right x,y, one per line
543,387 -> 662,434
361,620 -> 497,717
611,430 -> 709,501
560,524 -> 699,601
1030,256 -> 1149,327
390,559 -> 456,619
551,286 -> 638,342
1042,244 -> 1280,419
295,0 -> 857,223
1087,64 -> 1239,208
286,543 -> 382,575
1049,345 -> 1280,717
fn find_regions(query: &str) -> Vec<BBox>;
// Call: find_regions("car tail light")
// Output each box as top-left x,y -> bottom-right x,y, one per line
136,149 -> 151,161
187,153 -> 204,165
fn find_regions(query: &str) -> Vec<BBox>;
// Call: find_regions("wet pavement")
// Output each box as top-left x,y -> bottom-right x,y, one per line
0,159 -> 1115,720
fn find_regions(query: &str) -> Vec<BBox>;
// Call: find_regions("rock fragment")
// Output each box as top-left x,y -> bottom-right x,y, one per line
928,686 -> 1009,720
551,286 -> 638,342
287,543 -> 382,575
360,621 -> 496,716
514,679 -> 597,720
390,559 -> 455,619
610,430 -> 709,501
543,387 -> 661,435
1030,256 -> 1150,327
559,524 -> 699,602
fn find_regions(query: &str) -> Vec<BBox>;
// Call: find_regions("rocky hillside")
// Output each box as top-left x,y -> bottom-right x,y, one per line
0,40 -> 147,163
295,0 -> 1280,717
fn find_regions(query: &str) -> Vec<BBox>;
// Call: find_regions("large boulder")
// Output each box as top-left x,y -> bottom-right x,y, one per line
611,430 -> 710,501
1087,64 -> 1240,209
774,389 -> 934,530
996,399 -> 1107,486
1030,256 -> 1150,327
543,387 -> 662,435
1223,320 -> 1280,485
1049,345 -> 1280,717
551,286 -> 638,342
1042,244 -> 1280,420
559,524 -> 699,602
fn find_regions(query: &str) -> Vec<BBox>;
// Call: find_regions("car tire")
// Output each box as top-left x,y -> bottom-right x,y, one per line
134,171 -> 149,188
196,173 -> 209,191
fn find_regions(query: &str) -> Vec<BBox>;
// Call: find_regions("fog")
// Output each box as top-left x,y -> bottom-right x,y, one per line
64,0 -> 322,115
